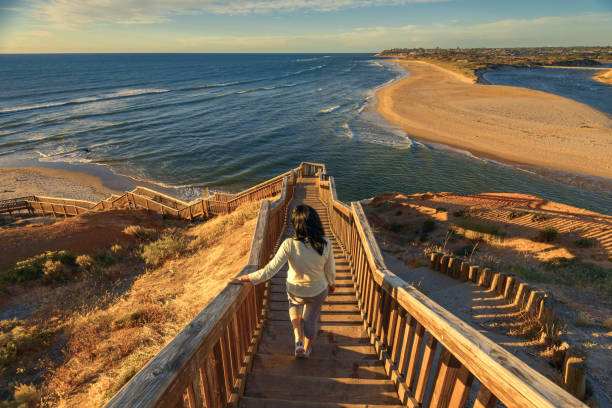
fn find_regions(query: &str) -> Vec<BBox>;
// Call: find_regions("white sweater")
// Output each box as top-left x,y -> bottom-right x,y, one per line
247,237 -> 335,297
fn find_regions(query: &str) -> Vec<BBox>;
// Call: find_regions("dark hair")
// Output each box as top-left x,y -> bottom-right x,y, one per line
291,205 -> 327,256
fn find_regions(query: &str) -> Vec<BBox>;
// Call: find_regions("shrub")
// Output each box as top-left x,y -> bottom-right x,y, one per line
531,213 -> 548,222
389,222 -> 402,233
0,325 -> 51,368
95,250 -> 117,266
395,210 -> 402,216
574,312 -> 593,327
100,265 -> 124,281
421,219 -> 436,234
508,211 -> 523,220
452,209 -> 467,217
0,318 -> 23,332
123,225 -> 159,241
141,232 -> 189,267
435,207 -> 447,213
0,383 -> 40,408
1,251 -> 76,283
42,259 -> 72,282
574,238 -> 594,248
110,244 -> 124,255
541,258 -> 612,295
537,227 -> 558,242
76,254 -> 97,276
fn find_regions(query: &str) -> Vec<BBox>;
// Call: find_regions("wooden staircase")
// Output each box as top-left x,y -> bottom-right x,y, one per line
240,179 -> 403,407
106,163 -> 586,408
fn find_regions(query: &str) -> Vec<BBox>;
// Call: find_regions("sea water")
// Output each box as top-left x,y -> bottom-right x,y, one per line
1,54 -> 610,213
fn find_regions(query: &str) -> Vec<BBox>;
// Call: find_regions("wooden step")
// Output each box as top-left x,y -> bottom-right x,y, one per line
270,284 -> 355,295
268,301 -> 358,312
250,353 -> 387,380
243,374 -> 399,405
268,292 -> 357,304
265,321 -> 370,337
241,190 -> 403,407
259,323 -> 371,347
239,396 -> 404,408
270,275 -> 354,287
267,309 -> 362,323
258,339 -> 377,360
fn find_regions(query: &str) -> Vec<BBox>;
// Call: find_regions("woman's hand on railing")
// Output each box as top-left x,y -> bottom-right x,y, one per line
228,276 -> 251,285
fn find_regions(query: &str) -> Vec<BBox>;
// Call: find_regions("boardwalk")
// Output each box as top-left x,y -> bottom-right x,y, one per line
241,178 -> 403,407
105,163 -> 586,408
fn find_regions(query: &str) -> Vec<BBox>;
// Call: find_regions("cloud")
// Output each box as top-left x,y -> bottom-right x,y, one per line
175,13 -> 612,52
3,9 -> 610,53
32,0 -> 448,26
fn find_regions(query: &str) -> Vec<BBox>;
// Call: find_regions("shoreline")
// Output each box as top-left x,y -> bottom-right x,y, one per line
0,160 -> 204,203
592,68 -> 612,85
0,166 -> 120,202
375,59 -> 612,186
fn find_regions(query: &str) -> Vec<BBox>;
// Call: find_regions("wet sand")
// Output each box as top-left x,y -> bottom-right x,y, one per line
376,60 -> 612,180
0,166 -> 118,201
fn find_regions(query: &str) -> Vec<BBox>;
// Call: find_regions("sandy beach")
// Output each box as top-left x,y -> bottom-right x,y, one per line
593,68 -> 612,85
0,166 -> 119,201
376,60 -> 612,180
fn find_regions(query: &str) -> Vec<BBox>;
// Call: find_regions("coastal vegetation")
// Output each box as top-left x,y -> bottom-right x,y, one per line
0,200 -> 262,407
365,192 -> 612,297
364,191 -> 612,401
378,46 -> 612,81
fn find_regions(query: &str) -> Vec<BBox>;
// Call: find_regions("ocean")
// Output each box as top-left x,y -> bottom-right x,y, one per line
1,54 -> 611,214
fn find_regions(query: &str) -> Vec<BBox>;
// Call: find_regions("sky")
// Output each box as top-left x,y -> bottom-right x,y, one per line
0,0 -> 611,53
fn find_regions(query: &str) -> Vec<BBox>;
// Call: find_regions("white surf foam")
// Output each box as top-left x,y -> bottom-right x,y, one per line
342,123 -> 354,139
319,105 -> 340,114
1,89 -> 169,114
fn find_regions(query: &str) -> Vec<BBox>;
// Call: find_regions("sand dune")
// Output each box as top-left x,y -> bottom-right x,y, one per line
376,60 -> 612,180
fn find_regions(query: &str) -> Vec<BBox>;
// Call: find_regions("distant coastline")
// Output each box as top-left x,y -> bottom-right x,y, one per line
376,46 -> 612,85
375,59 -> 612,186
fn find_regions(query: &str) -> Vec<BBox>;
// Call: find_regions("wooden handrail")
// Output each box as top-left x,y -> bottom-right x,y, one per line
0,163 -> 311,219
316,169 -> 586,408
131,187 -> 191,209
105,173 -> 295,408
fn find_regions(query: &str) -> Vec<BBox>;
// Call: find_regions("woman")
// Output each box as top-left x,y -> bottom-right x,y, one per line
229,204 -> 336,358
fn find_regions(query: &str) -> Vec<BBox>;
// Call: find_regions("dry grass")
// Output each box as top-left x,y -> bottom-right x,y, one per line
574,312 -> 594,327
35,200 -> 262,407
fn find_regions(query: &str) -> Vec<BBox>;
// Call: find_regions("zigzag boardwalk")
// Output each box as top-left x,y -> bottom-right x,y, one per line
240,178 -> 402,407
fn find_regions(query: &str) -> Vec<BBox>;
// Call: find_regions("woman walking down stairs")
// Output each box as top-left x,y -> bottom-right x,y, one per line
238,178 -> 403,407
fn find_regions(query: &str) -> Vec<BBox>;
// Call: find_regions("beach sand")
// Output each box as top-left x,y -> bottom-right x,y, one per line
376,60 -> 612,180
593,68 -> 612,85
0,166 -> 119,201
